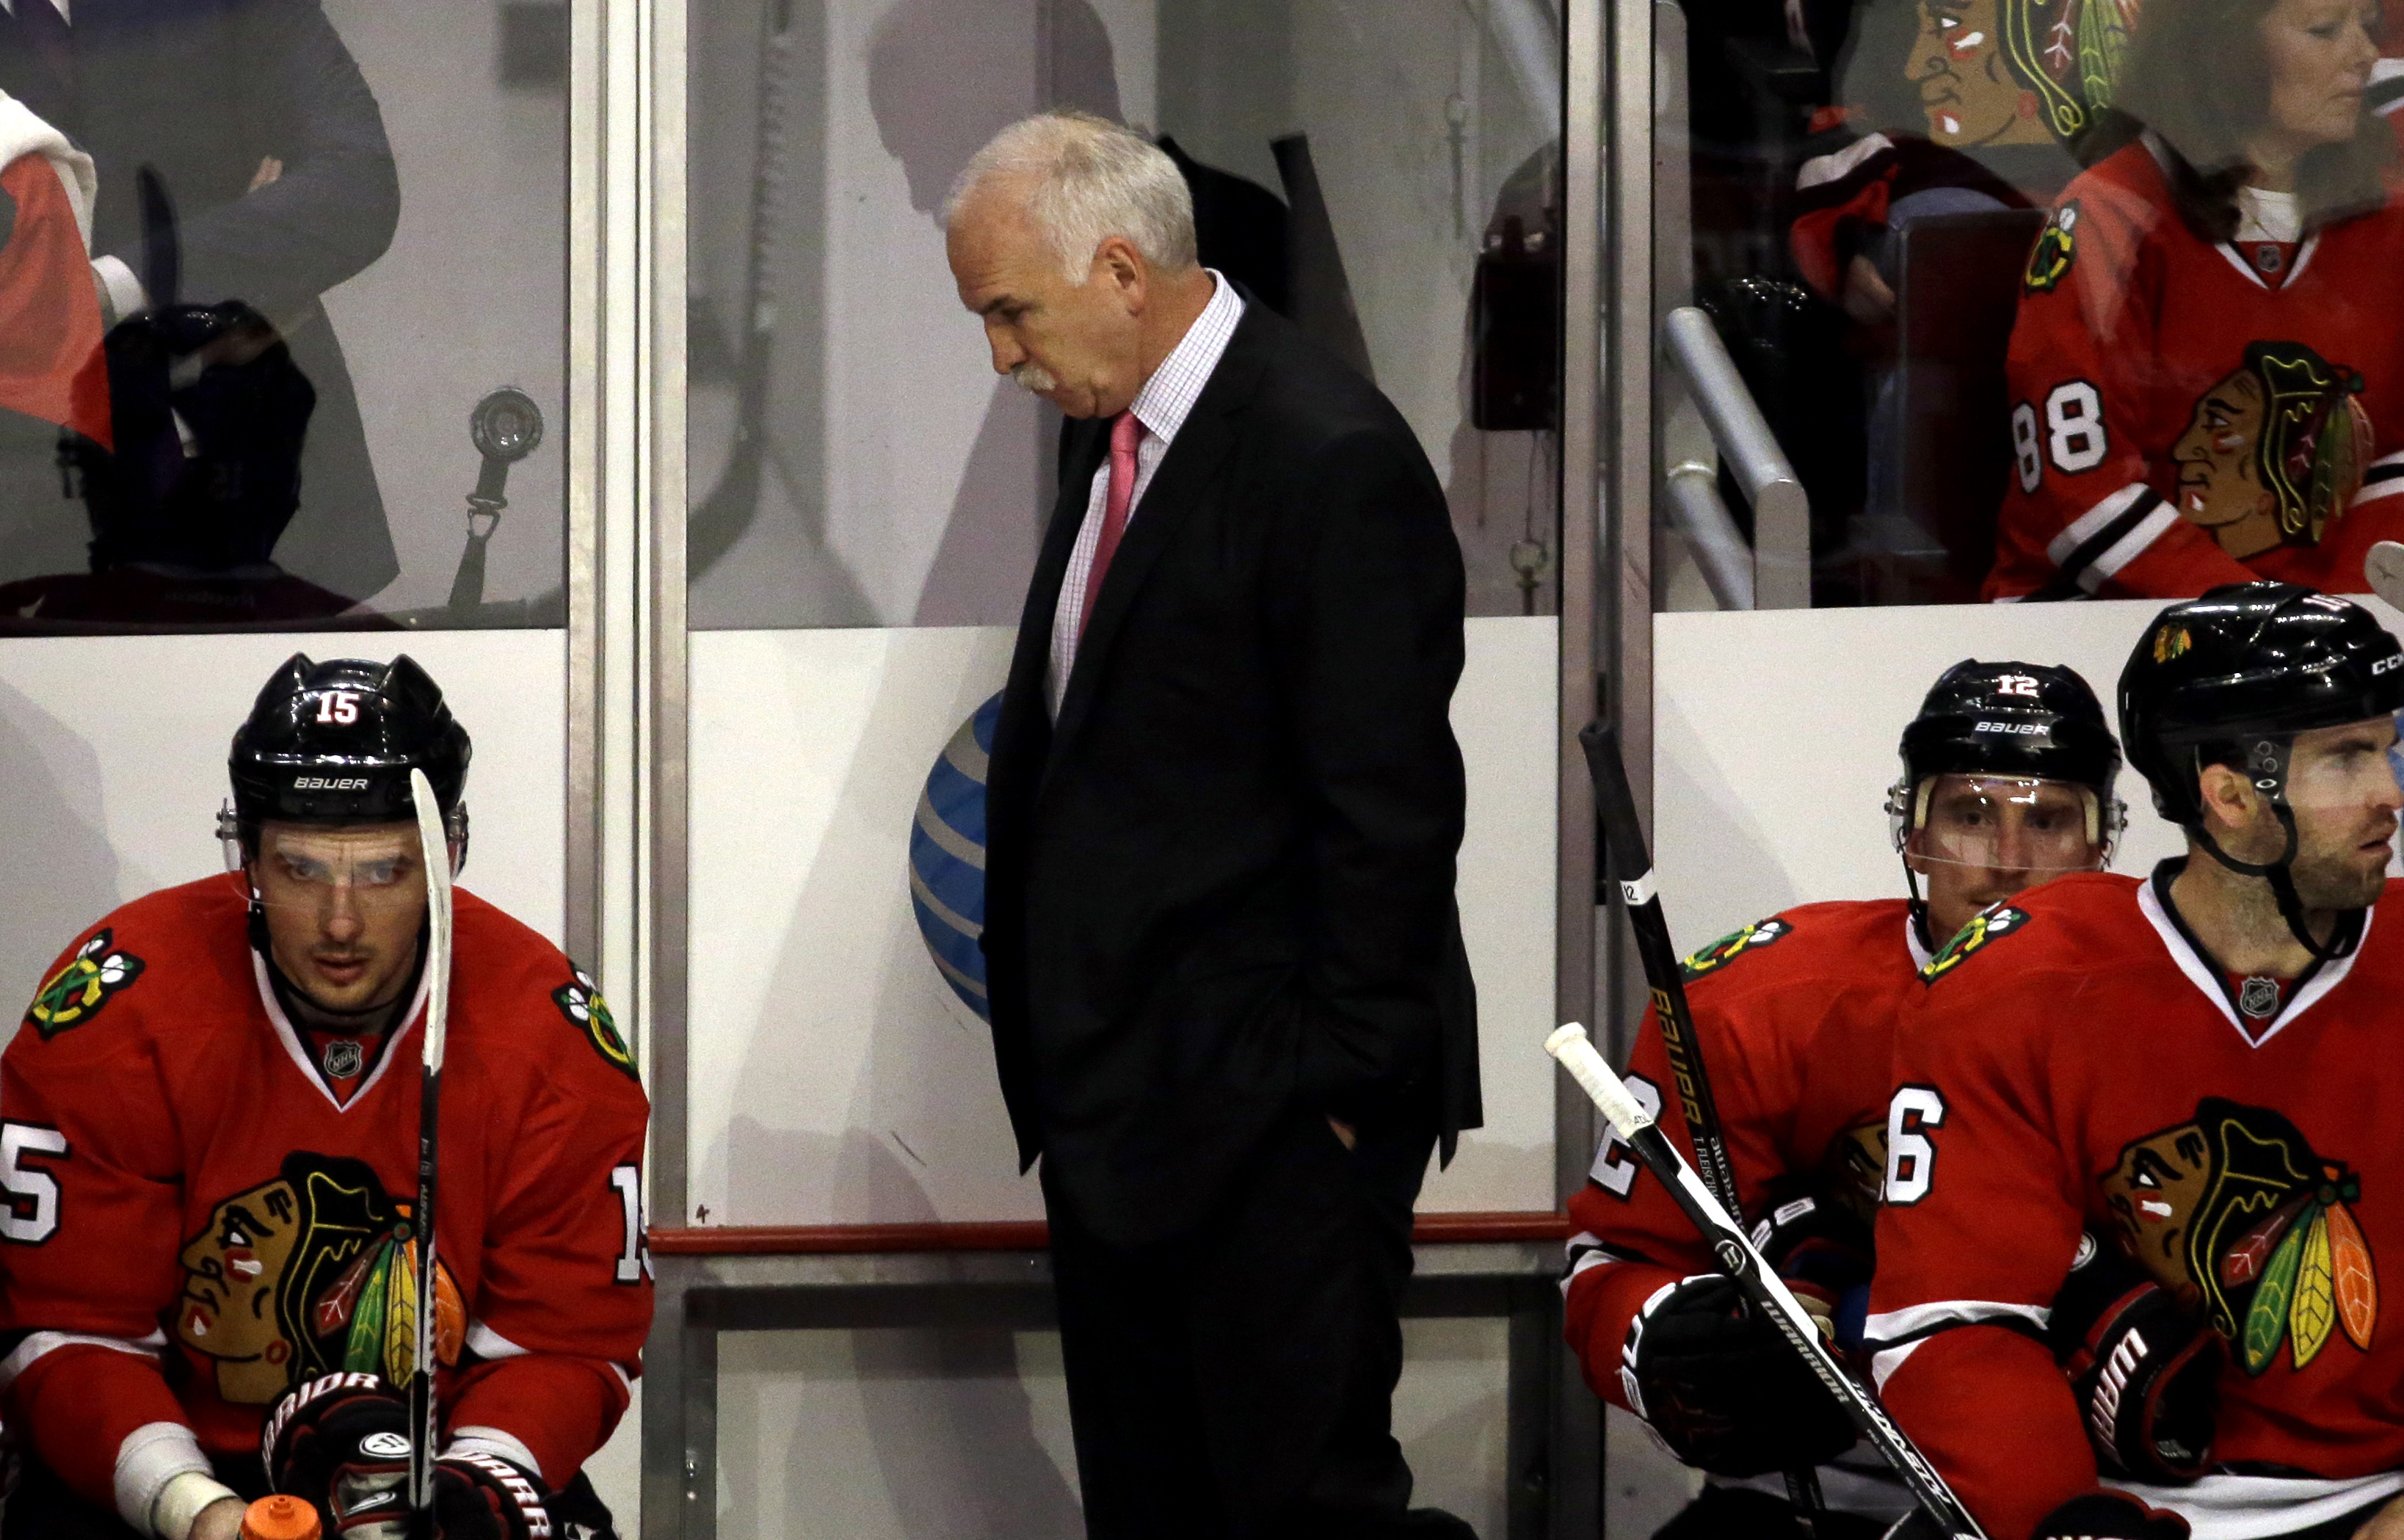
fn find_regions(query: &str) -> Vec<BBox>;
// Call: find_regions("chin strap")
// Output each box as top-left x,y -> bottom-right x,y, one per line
2193,803 -> 2360,962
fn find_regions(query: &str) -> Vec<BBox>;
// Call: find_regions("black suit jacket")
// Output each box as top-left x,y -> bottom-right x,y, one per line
982,297 -> 1481,1249
0,0 -> 400,600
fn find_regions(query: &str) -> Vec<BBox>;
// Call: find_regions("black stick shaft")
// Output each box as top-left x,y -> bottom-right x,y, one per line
1580,721 -> 1827,1519
409,1064 -> 441,1539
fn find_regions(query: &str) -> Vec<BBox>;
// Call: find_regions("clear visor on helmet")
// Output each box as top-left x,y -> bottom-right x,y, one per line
2242,713 -> 2404,813
224,819 -> 455,915
1892,774 -> 2116,873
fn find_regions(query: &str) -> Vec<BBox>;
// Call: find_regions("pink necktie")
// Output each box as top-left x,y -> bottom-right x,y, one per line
1080,410 -> 1143,638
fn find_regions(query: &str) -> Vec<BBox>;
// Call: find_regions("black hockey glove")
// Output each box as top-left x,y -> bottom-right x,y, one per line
1622,1274 -> 1856,1477
2027,1492 -> 2191,1540
263,1373 -> 553,1540
261,1373 -> 416,1539
431,1450 -> 553,1540
2049,1236 -> 2220,1483
1754,1193 -> 1875,1354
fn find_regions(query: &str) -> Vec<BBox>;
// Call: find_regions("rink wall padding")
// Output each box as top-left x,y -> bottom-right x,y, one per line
682,617 -> 1561,1230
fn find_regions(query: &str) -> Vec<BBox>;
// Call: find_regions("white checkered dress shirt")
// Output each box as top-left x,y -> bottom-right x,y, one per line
1048,270 -> 1246,717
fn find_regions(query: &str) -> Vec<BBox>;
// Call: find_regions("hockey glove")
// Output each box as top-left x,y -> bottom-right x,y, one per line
1754,1193 -> 1875,1354
2027,1492 -> 2191,1540
2049,1236 -> 2220,1483
431,1451 -> 553,1540
1621,1274 -> 1856,1477
261,1373 -> 415,1540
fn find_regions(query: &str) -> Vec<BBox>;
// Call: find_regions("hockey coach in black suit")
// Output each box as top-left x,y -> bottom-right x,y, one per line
945,112 -> 1481,1540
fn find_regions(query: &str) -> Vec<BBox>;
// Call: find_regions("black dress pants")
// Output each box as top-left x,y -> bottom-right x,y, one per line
1044,1105 -> 1478,1540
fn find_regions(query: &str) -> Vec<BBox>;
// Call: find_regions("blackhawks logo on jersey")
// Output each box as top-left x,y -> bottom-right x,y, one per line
2024,202 -> 2080,294
178,1152 -> 465,1404
556,967 -> 636,1080
24,929 -> 145,1039
2104,1098 -> 2377,1376
1678,918 -> 1793,982
1919,905 -> 2030,984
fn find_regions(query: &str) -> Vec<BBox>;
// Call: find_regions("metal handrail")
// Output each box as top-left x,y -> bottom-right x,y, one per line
1661,306 -> 1810,609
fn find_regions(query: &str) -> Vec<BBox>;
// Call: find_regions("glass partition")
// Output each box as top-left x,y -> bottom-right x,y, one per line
1660,0 -> 2404,609
686,0 -> 1564,628
0,0 -> 567,632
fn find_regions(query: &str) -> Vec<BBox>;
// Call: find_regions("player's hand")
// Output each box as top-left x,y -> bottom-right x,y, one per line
431,1453 -> 551,1540
2028,1492 -> 2190,1539
2352,1494 -> 2404,1540
262,1373 -> 414,1539
1326,1114 -> 1357,1150
1621,1274 -> 1855,1478
2050,1235 -> 2219,1483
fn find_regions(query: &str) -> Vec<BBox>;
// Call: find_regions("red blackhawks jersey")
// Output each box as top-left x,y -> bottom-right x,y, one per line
1565,898 -> 1928,1507
1989,139 -> 2404,600
0,876 -> 652,1511
1870,871 -> 2404,1539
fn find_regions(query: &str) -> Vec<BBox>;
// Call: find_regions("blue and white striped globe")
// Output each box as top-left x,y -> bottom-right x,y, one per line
909,692 -> 1001,1022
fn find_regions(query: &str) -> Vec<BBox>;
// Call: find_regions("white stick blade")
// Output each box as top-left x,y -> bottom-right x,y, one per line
2368,540 -> 2404,611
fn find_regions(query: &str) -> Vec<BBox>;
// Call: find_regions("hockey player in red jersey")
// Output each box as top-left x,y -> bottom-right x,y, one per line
1986,0 -> 2404,600
1563,659 -> 2124,1535
0,655 -> 652,1540
1871,583 -> 2404,1540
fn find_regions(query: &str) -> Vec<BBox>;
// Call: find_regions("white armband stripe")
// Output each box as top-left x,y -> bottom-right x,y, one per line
465,1318 -> 530,1359
2044,482 -> 2150,568
1862,1299 -> 2052,1391
1,1327 -> 166,1394
448,1426 -> 542,1480
2081,502 -> 2182,591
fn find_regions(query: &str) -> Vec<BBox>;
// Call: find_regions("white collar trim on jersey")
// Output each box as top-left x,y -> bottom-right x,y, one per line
1903,909 -> 1934,974
2135,878 -> 2369,1048
251,948 -> 431,1114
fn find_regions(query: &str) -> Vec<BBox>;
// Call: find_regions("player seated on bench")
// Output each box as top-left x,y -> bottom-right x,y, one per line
1986,0 -> 2404,599
1563,658 -> 2129,1536
0,655 -> 650,1540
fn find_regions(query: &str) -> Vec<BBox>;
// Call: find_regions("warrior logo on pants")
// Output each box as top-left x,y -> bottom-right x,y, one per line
177,1151 -> 465,1403
2102,1098 -> 2378,1376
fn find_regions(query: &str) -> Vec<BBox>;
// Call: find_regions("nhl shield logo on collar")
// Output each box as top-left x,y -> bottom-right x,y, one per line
2238,976 -> 2281,1020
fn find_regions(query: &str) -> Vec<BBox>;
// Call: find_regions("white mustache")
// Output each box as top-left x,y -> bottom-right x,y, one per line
1011,361 -> 1059,394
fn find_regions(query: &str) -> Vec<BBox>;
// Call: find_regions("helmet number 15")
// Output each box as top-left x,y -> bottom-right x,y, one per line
314,691 -> 362,725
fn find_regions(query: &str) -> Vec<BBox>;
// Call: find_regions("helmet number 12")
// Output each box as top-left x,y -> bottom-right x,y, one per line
314,691 -> 362,726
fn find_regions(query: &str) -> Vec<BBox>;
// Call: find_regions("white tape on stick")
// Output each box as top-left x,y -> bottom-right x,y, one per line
1543,1023 -> 1655,1138
1618,869 -> 1658,907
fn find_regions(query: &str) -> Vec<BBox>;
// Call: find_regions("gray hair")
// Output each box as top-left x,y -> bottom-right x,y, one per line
942,112 -> 1199,283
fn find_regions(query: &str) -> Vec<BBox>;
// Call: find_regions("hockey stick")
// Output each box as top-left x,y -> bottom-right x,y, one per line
1547,1024 -> 1988,1539
2366,540 -> 2404,614
406,770 -> 455,1539
1578,721 -> 1827,1520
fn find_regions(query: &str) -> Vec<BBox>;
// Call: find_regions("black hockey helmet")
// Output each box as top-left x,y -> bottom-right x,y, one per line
2120,582 -> 2404,823
223,654 -> 471,844
1888,658 -> 2125,849
2118,582 -> 2404,956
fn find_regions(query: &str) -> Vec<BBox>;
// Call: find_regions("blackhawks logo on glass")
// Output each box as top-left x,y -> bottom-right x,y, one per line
556,967 -> 636,1080
1678,917 -> 1793,982
24,929 -> 145,1038
2105,1098 -> 2378,1376
178,1152 -> 465,1403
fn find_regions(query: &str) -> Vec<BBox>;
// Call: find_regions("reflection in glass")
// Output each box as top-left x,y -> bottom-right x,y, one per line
0,0 -> 567,632
687,0 -> 1563,628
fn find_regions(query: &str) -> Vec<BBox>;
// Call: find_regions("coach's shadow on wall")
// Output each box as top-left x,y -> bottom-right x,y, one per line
0,680 -> 127,1009
867,0 -> 1124,627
